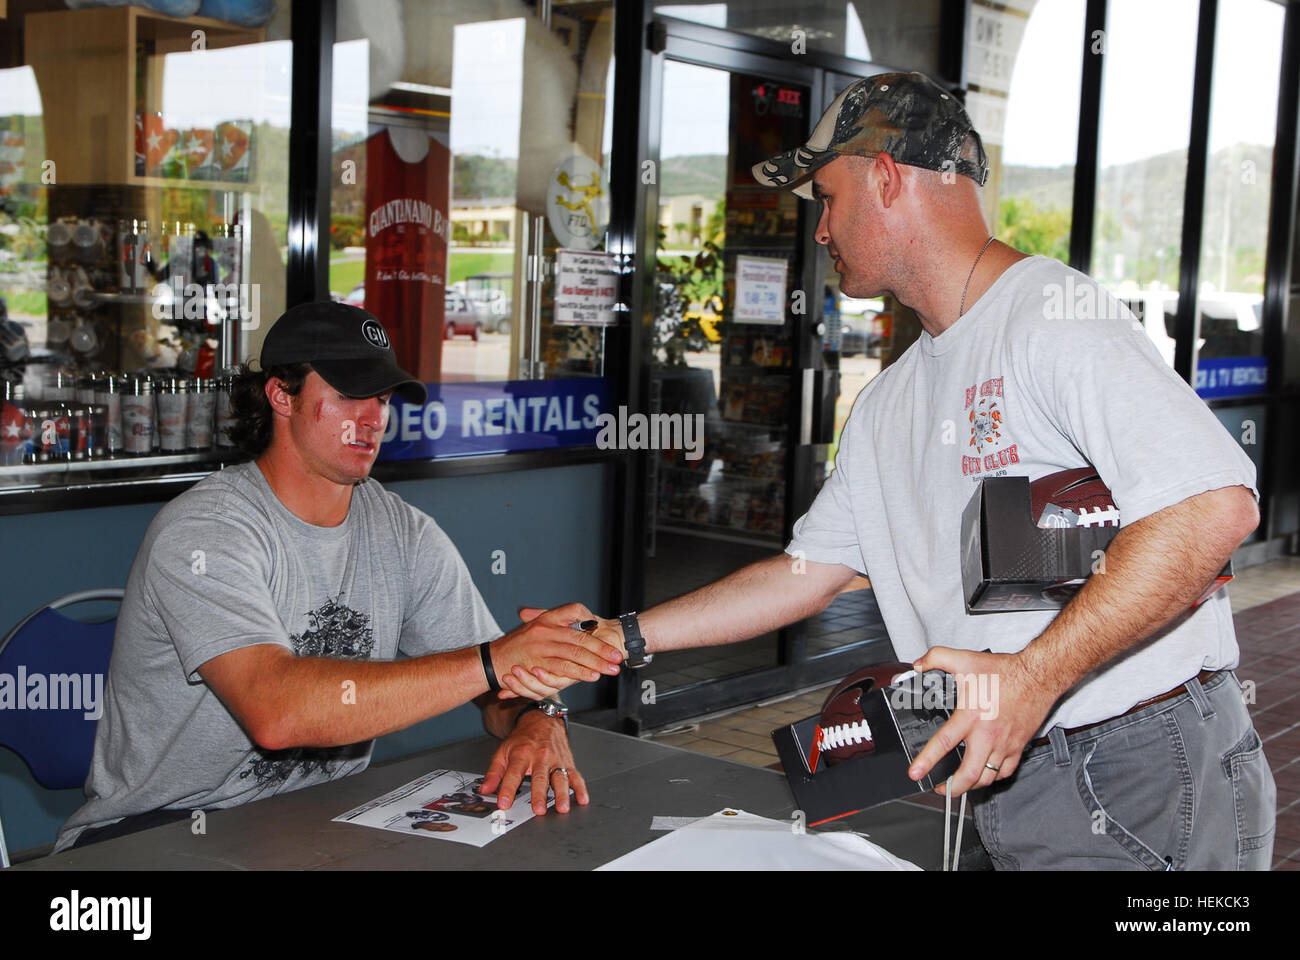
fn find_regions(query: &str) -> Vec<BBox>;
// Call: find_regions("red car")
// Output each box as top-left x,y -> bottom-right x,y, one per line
444,292 -> 481,341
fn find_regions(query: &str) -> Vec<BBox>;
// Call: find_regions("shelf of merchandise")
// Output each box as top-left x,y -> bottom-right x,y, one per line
0,450 -> 240,493
26,5 -> 265,188
129,177 -> 250,193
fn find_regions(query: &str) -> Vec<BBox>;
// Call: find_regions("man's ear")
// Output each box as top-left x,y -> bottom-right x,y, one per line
875,152 -> 903,209
264,376 -> 295,419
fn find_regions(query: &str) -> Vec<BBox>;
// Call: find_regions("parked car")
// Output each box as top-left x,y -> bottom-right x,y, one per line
342,282 -> 365,307
472,289 -> 512,334
444,291 -> 481,341
1111,289 -> 1256,367
465,271 -> 513,334
829,287 -> 884,358
839,310 -> 881,357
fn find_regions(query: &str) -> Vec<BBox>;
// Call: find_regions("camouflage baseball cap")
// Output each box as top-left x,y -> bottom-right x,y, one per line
752,71 -> 989,198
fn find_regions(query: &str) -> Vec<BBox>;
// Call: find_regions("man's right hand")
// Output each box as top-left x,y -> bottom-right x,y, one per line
489,602 -> 623,700
498,614 -> 625,701
497,554 -> 859,698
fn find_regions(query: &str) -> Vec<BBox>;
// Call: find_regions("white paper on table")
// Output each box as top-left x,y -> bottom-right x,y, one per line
333,769 -> 553,848
597,808 -> 922,871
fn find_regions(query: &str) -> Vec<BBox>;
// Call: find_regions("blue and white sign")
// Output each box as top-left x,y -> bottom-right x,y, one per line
1194,357 -> 1268,400
378,378 -> 608,461
734,255 -> 787,325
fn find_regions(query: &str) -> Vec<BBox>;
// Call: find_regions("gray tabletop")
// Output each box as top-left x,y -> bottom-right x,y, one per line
17,724 -> 982,871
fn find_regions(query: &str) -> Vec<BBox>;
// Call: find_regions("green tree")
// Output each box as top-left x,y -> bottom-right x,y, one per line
453,154 -> 518,200
997,195 -> 1071,264
704,198 -> 726,247
653,236 -> 724,366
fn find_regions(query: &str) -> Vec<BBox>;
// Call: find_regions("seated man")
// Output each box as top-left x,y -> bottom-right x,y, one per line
55,301 -> 621,853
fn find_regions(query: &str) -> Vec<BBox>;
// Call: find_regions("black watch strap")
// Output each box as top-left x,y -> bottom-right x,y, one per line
619,612 -> 652,668
479,641 -> 500,693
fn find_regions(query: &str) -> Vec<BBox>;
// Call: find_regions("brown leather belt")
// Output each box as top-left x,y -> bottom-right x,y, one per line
1027,668 -> 1220,751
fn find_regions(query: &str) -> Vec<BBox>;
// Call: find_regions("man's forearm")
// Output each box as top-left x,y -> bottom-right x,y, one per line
1017,485 -> 1258,699
476,691 -> 534,739
637,553 -> 859,653
245,645 -> 490,750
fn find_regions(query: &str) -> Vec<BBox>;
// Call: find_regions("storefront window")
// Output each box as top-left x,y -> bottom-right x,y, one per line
330,0 -> 615,461
1190,0 -> 1283,400
0,2 -> 291,487
992,0 -> 1084,264
1091,0 -> 1198,367
654,0 -> 942,72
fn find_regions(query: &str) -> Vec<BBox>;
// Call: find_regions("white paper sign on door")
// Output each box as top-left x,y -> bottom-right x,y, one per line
555,249 -> 618,326
734,255 -> 787,325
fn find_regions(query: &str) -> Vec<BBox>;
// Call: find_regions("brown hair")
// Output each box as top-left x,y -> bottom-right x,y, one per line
226,361 -> 312,456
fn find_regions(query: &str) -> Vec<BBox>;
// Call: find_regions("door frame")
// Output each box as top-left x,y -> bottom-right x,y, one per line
612,14 -> 900,734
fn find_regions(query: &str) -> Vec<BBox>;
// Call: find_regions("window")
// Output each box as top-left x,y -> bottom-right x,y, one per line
1091,0 -> 1200,368
328,0 -> 616,461
0,3 -> 291,486
1190,0 -> 1284,399
994,0 -> 1085,264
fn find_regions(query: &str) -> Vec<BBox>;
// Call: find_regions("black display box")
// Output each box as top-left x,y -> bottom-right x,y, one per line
770,674 -> 963,826
960,476 -> 1232,613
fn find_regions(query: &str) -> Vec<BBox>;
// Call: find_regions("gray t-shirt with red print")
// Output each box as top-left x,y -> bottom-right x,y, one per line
55,461 -> 501,852
788,256 -> 1257,733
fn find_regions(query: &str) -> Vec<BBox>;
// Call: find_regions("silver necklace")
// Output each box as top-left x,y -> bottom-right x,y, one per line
959,235 -> 996,319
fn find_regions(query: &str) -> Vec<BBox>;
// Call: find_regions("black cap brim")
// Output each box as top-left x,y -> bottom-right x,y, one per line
311,357 -> 427,405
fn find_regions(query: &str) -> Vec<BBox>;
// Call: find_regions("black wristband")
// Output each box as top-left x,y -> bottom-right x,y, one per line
479,641 -> 500,693
619,612 -> 652,668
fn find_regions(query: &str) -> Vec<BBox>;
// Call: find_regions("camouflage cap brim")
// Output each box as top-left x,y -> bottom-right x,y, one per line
751,145 -> 838,200
751,79 -> 864,199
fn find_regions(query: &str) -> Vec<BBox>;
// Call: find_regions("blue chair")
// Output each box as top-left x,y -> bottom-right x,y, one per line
0,589 -> 122,867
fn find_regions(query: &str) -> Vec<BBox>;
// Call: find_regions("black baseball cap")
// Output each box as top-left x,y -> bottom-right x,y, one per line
260,301 -> 427,404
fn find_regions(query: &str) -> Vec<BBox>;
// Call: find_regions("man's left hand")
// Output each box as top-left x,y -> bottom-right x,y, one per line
906,647 -> 1060,798
480,708 -> 589,816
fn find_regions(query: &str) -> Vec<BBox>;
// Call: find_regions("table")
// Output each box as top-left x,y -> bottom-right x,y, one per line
15,725 -> 986,870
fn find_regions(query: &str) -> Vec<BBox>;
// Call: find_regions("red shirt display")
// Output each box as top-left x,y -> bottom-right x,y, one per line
364,129 -> 451,381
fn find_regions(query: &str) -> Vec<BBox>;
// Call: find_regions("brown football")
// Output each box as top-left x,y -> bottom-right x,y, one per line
818,661 -> 913,765
1029,467 -> 1120,529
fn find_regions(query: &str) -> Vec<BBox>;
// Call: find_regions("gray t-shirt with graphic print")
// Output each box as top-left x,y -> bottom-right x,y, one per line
55,461 -> 501,852
788,256 -> 1258,734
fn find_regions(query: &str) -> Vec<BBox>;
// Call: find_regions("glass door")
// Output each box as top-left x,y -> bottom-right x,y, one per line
640,60 -> 808,702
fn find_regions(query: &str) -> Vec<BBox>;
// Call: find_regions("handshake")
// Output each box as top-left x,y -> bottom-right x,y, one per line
484,603 -> 630,701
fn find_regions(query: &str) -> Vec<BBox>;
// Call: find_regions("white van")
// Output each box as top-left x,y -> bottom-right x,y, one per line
1110,288 -> 1262,369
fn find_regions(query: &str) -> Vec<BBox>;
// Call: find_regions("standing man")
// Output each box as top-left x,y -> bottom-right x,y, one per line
503,73 -> 1274,869
55,302 -> 621,853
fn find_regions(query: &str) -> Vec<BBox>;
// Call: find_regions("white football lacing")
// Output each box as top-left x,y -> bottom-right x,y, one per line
1076,505 -> 1120,527
820,720 -> 872,750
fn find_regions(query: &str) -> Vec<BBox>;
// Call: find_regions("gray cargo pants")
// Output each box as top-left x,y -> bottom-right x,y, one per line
969,670 -> 1276,870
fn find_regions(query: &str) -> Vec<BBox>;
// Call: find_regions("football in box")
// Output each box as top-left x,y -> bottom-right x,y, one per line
961,470 -> 1231,613
771,664 -> 963,826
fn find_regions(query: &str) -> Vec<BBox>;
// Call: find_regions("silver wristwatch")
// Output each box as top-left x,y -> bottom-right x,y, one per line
522,696 -> 569,729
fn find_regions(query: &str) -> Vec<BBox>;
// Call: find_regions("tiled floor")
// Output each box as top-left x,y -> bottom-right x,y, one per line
647,556 -> 1300,870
